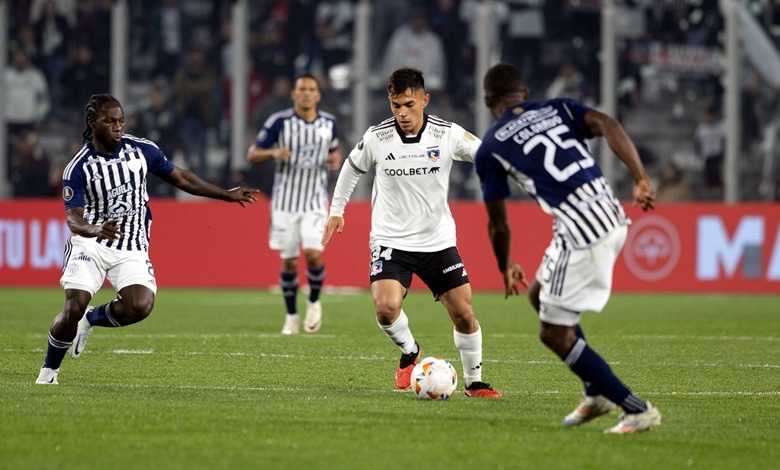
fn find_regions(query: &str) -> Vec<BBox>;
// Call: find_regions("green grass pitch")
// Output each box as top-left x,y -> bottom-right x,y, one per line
1,287 -> 778,470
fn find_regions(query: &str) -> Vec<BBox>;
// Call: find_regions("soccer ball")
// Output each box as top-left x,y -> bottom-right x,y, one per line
411,356 -> 458,400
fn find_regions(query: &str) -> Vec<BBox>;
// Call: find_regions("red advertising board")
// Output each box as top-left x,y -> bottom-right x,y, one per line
1,200 -> 779,293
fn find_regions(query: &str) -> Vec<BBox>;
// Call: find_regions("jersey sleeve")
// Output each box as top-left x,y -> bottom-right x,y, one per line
62,163 -> 87,210
346,129 -> 375,172
558,98 -> 594,138
449,123 -> 482,163
475,141 -> 511,202
144,143 -> 175,177
328,129 -> 373,216
253,116 -> 282,149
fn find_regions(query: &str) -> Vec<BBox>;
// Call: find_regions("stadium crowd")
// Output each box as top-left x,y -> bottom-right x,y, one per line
4,0 -> 780,200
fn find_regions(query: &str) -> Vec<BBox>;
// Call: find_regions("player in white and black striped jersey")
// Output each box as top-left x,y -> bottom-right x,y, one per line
477,63 -> 661,433
35,94 -> 260,385
247,74 -> 341,335
322,68 -> 501,398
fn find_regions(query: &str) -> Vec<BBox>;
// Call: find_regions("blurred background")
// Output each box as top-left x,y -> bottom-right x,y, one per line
2,0 -> 780,204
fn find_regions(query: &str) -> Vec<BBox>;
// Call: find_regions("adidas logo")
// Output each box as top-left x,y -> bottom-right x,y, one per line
385,153 -> 396,160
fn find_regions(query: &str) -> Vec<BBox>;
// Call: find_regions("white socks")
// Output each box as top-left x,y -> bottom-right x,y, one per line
454,325 -> 483,386
378,310 -> 416,355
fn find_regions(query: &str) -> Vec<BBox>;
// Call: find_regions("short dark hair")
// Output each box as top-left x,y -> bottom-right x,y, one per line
294,73 -> 320,91
387,67 -> 425,96
82,94 -> 121,143
483,63 -> 525,99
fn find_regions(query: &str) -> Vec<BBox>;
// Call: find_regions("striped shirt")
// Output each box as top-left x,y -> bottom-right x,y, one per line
254,108 -> 339,213
475,98 -> 629,248
61,134 -> 174,252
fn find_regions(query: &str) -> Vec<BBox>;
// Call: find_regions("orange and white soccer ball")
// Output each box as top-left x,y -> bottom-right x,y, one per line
412,356 -> 458,400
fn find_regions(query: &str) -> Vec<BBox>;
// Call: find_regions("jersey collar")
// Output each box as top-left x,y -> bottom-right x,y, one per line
394,114 -> 428,144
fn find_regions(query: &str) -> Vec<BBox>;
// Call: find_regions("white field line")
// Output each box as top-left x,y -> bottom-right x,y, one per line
12,381 -> 779,397
14,347 -> 780,369
25,332 -> 774,342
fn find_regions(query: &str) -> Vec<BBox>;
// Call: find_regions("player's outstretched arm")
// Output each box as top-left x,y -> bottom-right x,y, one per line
161,167 -> 261,207
321,215 -> 344,246
584,109 -> 655,211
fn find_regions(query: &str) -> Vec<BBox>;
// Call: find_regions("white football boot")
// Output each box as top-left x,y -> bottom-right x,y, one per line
303,300 -> 322,334
564,395 -> 618,427
35,367 -> 60,385
281,314 -> 300,335
604,402 -> 662,434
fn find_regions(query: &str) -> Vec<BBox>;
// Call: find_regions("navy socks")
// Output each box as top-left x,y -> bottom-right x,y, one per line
564,336 -> 647,414
307,266 -> 325,303
280,272 -> 299,314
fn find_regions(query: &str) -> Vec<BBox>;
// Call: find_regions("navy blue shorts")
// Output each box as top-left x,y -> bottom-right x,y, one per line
368,245 -> 470,299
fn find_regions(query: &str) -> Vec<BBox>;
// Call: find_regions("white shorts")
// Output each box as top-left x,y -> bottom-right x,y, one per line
269,210 -> 326,259
535,225 -> 627,326
60,236 -> 158,296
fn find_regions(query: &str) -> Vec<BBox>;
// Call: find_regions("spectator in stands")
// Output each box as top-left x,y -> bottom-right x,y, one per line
655,161 -> 692,203
83,0 -> 112,71
172,47 -> 219,179
256,0 -> 313,77
221,57 -> 270,130
134,79 -> 181,197
147,0 -> 194,80
13,24 -> 39,62
382,7 -> 447,92
428,0 -> 471,103
28,0 -> 77,27
33,0 -> 71,121
62,42 -> 109,118
9,132 -> 54,198
371,0 -> 412,67
252,19 -> 294,82
546,64 -> 587,102
694,107 -> 726,188
312,0 -> 354,76
4,49 -> 50,141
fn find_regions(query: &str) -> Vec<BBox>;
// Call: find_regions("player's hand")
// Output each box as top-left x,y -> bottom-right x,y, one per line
502,261 -> 528,299
326,152 -> 342,171
632,178 -> 655,211
96,218 -> 122,240
321,215 -> 344,246
227,186 -> 261,207
274,148 -> 292,161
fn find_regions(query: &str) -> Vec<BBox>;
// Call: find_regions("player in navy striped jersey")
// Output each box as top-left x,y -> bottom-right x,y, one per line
476,63 -> 661,432
247,74 -> 341,335
322,68 -> 501,398
35,94 -> 259,385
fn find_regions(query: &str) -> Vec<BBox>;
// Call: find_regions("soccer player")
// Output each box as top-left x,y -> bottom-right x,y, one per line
321,67 -> 501,398
475,63 -> 661,432
35,94 -> 260,385
247,74 -> 341,335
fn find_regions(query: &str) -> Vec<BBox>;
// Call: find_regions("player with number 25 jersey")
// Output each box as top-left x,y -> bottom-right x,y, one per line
477,63 -> 659,433
476,97 -> 629,249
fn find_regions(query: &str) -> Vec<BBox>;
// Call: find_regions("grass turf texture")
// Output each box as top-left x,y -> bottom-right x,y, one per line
1,287 -> 778,470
